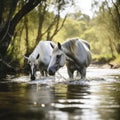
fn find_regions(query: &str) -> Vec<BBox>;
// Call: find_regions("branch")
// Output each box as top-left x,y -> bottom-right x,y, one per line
111,0 -> 120,32
0,58 -> 16,71
41,15 -> 57,36
11,0 -> 42,28
36,1 -> 47,42
0,0 -> 43,56
50,14 -> 68,40
0,0 -> 18,42
0,0 -> 4,24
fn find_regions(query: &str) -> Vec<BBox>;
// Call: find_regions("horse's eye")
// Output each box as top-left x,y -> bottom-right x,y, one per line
56,55 -> 61,59
28,61 -> 31,65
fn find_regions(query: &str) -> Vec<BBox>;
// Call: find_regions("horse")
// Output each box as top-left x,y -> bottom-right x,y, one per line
24,40 -> 56,80
47,38 -> 91,79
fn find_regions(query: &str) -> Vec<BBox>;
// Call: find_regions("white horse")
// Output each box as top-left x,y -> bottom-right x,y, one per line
47,38 -> 91,79
25,40 -> 56,80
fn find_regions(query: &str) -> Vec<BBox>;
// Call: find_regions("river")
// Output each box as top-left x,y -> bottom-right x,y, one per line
0,66 -> 120,120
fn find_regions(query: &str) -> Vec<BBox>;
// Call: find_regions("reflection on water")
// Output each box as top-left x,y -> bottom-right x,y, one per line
0,68 -> 120,120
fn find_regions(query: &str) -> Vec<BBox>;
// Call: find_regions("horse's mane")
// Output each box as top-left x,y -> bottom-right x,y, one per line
62,38 -> 78,54
61,38 -> 80,64
62,38 -> 91,66
62,38 -> 90,52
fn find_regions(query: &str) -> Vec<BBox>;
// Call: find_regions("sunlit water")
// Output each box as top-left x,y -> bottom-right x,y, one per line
0,66 -> 120,120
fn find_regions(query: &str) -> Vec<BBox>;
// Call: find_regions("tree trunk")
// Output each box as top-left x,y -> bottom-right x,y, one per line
0,0 -> 41,57
0,0 -> 42,78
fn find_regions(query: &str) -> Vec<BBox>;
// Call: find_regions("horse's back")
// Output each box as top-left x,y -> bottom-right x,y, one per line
77,39 -> 91,66
37,41 -> 55,76
63,38 -> 91,67
38,41 -> 55,65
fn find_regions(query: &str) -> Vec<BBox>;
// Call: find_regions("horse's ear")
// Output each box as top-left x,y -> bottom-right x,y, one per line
58,42 -> 61,50
36,54 -> 39,59
24,56 -> 28,60
50,43 -> 55,49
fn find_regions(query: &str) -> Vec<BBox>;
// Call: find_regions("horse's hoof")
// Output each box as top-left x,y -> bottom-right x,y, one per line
31,76 -> 35,80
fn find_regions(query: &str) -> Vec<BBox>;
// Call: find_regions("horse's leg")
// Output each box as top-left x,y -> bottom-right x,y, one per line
79,67 -> 86,79
76,71 -> 81,77
30,69 -> 36,80
67,67 -> 74,79
40,70 -> 44,76
31,75 -> 35,80
45,70 -> 48,77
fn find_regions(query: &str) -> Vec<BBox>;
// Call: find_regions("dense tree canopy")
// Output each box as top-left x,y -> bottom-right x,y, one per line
0,0 -> 73,56
0,0 -> 73,77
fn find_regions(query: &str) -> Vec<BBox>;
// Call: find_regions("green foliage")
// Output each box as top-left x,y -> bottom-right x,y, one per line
113,55 -> 120,64
7,0 -> 120,68
53,18 -> 88,42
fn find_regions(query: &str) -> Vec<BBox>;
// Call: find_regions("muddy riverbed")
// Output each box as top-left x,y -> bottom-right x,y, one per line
0,66 -> 120,120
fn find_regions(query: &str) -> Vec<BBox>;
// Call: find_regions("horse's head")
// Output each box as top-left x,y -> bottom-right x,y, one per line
24,54 -> 39,80
47,42 -> 66,76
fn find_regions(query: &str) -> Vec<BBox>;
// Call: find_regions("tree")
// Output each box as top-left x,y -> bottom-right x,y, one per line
0,0 -> 74,78
0,0 -> 43,57
36,0 -> 70,43
92,0 -> 120,55
0,0 -> 43,78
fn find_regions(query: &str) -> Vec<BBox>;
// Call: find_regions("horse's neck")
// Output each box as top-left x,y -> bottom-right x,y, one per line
62,43 -> 80,66
31,44 -> 40,58
61,45 -> 74,63
62,42 -> 73,56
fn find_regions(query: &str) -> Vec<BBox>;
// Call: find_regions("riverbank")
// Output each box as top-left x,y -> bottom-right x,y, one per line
0,55 -> 120,79
92,55 -> 120,69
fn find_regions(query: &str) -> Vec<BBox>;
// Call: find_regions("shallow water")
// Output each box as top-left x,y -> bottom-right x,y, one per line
0,66 -> 120,120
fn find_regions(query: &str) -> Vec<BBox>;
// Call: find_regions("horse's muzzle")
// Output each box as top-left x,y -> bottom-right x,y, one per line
31,76 -> 35,80
48,67 -> 56,76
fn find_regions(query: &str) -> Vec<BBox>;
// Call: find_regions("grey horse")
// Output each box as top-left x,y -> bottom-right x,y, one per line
47,38 -> 91,79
